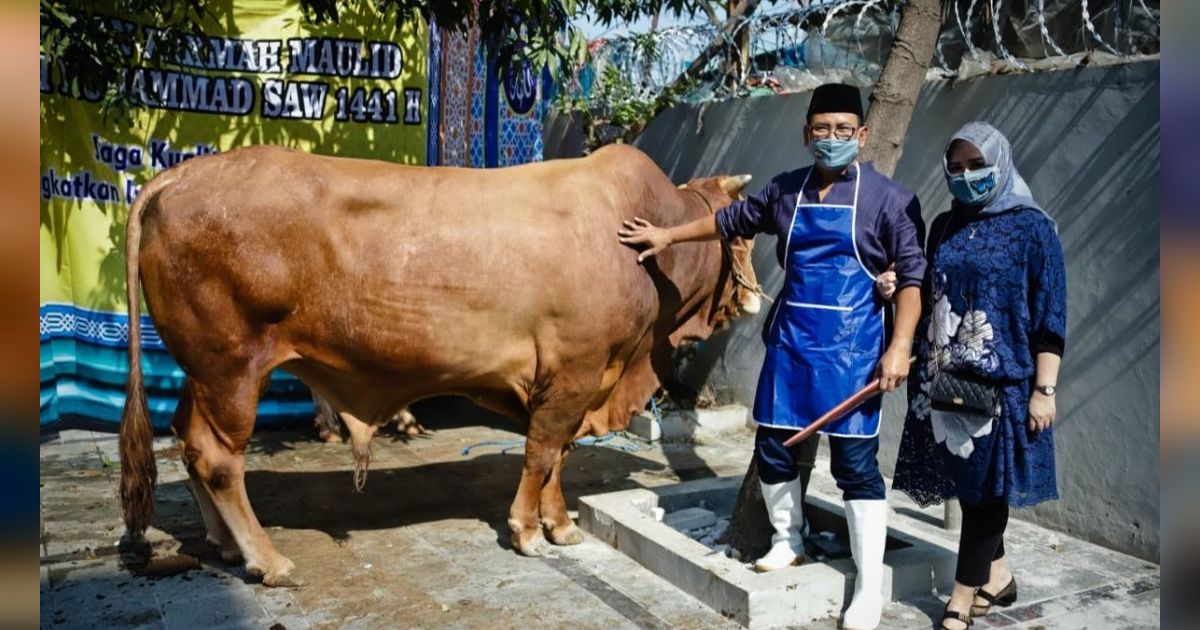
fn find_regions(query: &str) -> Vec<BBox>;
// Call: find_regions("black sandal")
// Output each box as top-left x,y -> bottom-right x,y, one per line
940,605 -> 973,629
971,576 -> 1018,617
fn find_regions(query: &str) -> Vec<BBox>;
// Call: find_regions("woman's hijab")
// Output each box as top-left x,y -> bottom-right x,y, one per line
943,121 -> 1048,220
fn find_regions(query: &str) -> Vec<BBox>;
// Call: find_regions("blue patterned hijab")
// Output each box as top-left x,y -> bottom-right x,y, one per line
943,121 -> 1047,219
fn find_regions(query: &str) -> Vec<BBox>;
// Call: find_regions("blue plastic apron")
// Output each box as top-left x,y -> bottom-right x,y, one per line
752,164 -> 885,438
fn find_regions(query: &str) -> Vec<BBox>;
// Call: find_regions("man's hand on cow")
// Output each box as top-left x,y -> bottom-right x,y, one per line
618,217 -> 672,263
876,343 -> 912,392
875,263 -> 898,301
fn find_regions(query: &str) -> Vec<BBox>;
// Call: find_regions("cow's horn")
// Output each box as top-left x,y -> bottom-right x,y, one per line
677,183 -> 688,189
720,174 -> 753,196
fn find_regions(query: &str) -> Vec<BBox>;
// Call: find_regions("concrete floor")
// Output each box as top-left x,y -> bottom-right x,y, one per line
40,399 -> 1159,629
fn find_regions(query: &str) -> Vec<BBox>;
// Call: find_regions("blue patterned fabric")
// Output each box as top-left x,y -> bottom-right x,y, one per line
892,207 -> 1067,508
469,46 -> 487,168
40,304 -> 313,430
426,21 -> 441,166
435,26 -> 548,169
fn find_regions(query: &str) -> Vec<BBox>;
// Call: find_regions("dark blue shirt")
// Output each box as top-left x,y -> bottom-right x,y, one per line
714,161 -> 927,289
922,207 -> 1068,381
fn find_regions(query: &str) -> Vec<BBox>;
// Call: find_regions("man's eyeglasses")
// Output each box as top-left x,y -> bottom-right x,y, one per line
808,125 -> 859,140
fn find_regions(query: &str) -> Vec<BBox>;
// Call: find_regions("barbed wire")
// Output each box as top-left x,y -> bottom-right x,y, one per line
1036,0 -> 1068,57
1081,0 -> 1120,56
990,0 -> 1028,69
570,0 -> 1159,108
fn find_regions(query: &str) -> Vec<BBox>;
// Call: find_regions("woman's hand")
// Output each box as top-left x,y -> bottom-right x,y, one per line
875,263 -> 898,301
1028,391 -> 1056,432
618,218 -> 673,263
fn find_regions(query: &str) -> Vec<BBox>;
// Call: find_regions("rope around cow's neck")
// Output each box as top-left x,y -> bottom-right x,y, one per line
680,187 -> 773,303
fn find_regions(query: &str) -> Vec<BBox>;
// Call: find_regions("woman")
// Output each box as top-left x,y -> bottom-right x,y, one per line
877,122 -> 1066,629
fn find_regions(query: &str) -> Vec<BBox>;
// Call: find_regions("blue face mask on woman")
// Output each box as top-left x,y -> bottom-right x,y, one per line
947,166 -> 1000,206
811,138 -> 860,170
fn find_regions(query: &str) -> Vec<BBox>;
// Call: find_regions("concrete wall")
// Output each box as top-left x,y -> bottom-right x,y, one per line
556,61 -> 1159,560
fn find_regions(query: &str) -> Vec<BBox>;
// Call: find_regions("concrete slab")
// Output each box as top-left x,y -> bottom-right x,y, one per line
628,413 -> 663,442
628,405 -> 752,442
579,476 -> 957,628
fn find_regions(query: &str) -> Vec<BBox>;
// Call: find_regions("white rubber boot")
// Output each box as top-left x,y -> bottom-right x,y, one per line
842,499 -> 888,629
754,479 -> 807,572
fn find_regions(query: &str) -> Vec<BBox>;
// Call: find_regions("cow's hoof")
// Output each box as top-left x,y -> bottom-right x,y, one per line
247,558 -> 300,587
117,531 -> 152,568
511,533 -> 549,557
263,570 -> 304,588
546,524 -> 585,546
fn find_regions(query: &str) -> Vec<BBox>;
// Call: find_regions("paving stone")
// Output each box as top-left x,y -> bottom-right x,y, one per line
44,563 -> 168,629
157,579 -> 274,629
554,539 -> 741,630
250,587 -> 312,630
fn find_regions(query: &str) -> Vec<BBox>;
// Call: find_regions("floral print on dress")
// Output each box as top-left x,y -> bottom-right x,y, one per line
953,310 -> 998,370
931,409 -> 994,459
926,277 -> 1000,459
928,290 -> 959,372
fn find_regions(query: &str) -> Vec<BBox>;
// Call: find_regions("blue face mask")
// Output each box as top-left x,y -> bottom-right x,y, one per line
810,138 -> 860,171
947,167 -> 999,206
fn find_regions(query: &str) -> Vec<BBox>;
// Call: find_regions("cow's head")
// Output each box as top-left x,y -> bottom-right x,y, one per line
677,174 -> 763,330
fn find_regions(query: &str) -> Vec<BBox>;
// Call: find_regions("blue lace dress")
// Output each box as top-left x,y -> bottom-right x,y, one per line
892,207 -> 1067,508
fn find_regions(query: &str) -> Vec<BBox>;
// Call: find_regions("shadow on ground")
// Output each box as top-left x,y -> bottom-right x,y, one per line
155,396 -> 684,551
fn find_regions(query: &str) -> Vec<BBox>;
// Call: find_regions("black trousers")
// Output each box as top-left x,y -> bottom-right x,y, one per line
753,427 -> 886,500
956,501 -> 1010,587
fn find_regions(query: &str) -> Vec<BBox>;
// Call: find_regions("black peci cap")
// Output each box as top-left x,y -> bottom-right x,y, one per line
806,83 -> 864,120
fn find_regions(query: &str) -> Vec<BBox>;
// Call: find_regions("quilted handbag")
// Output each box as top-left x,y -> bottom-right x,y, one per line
929,370 -> 1000,416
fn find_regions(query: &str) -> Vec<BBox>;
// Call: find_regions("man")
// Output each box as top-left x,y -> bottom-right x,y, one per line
618,83 -> 924,630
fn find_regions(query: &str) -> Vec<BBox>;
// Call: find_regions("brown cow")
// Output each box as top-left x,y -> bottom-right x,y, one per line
118,144 -> 760,586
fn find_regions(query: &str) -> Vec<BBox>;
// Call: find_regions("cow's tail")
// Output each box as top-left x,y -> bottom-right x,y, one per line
119,176 -> 167,549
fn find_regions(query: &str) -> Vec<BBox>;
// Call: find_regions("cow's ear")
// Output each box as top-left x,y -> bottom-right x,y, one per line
719,174 -> 753,197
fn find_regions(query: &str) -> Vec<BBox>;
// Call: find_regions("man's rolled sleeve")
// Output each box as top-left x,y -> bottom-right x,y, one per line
886,192 -> 927,290
715,177 -> 777,240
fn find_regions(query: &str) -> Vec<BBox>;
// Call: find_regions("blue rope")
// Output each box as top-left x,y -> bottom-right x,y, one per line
572,433 -> 616,447
582,431 -> 654,453
460,439 -> 527,456
611,395 -> 664,447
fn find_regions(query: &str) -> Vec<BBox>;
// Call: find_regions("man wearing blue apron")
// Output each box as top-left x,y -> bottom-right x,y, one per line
619,84 -> 925,630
